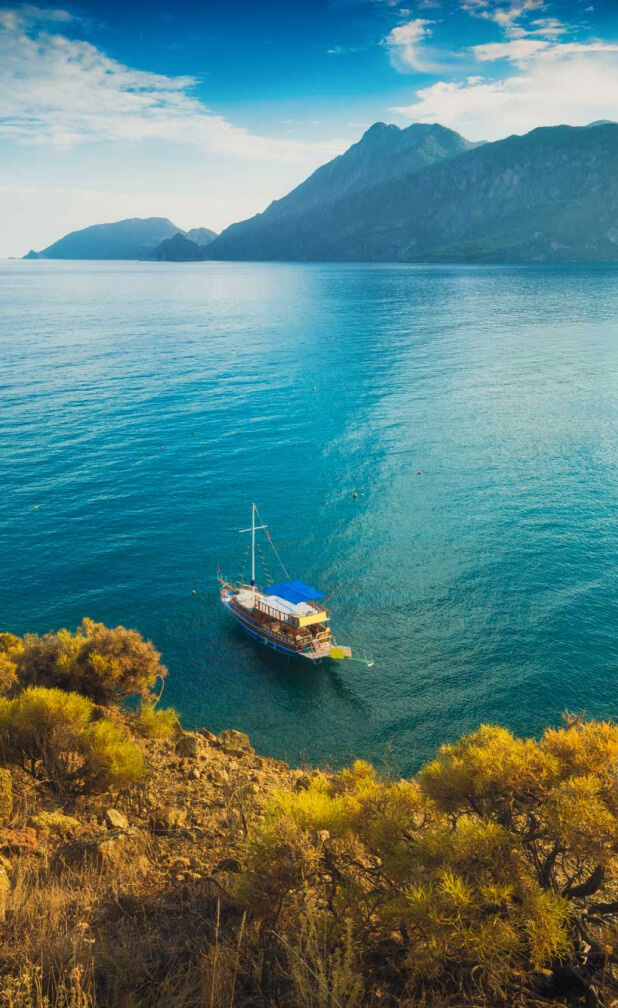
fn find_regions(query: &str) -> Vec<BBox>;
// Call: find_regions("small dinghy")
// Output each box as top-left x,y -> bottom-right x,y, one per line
218,503 -> 373,666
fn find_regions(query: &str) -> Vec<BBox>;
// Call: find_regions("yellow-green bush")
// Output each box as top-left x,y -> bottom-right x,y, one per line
14,619 -> 167,704
241,718 -> 618,1003
0,686 -> 143,794
135,703 -> 179,739
0,633 -> 22,696
83,718 -> 144,790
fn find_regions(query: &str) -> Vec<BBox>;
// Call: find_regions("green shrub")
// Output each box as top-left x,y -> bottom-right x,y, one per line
241,718 -> 618,1003
0,633 -> 22,696
14,618 -> 167,704
0,686 -> 143,794
83,718 -> 145,791
135,703 -> 179,739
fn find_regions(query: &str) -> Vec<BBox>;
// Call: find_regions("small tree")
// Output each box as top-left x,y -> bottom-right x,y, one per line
16,619 -> 167,704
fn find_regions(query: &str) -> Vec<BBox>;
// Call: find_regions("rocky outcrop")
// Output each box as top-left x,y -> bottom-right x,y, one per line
28,811 -> 81,838
218,729 -> 253,757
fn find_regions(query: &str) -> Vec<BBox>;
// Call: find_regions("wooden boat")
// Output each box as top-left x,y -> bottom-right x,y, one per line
218,504 -> 373,666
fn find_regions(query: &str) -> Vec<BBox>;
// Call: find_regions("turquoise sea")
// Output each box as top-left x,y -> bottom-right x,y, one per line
2,259 -> 618,774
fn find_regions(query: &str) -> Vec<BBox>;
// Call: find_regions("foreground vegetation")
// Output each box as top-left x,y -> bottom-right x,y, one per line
1,622 -> 618,1006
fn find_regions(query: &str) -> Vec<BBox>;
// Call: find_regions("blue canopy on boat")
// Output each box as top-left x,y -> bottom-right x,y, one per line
268,579 -> 324,605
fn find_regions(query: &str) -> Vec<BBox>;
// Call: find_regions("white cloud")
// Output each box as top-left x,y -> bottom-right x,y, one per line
0,5 -> 344,163
383,18 -> 435,71
460,0 -> 547,35
471,38 -> 551,60
0,4 -> 77,29
390,43 -> 618,139
528,18 -> 568,37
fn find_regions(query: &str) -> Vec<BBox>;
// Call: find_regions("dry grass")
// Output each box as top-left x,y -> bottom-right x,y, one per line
1,685 -> 617,1007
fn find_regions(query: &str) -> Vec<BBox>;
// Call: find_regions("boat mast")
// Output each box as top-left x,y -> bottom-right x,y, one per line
239,503 -> 266,607
251,501 -> 256,605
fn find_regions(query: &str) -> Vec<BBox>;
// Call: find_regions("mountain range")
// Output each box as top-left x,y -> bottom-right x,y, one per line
22,120 -> 618,263
207,121 -> 618,263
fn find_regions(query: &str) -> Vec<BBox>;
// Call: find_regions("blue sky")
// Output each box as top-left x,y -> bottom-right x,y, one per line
1,0 -> 617,255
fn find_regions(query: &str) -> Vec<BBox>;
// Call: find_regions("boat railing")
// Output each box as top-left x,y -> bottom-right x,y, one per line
231,601 -> 326,654
254,598 -> 295,624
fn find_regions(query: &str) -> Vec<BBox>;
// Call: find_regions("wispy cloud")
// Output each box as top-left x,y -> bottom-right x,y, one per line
383,18 -> 435,71
459,0 -> 551,35
473,37 -> 618,62
0,5 -> 345,162
471,37 -> 551,60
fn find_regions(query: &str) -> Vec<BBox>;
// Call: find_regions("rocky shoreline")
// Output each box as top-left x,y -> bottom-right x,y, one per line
1,720 -> 310,891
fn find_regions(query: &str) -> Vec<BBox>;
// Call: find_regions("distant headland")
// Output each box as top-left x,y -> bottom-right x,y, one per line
23,219 -> 218,262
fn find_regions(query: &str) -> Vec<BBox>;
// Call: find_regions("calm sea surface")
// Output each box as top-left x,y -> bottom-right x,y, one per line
2,259 -> 618,773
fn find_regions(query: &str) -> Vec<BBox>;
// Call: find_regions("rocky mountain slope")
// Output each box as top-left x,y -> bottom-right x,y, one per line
152,232 -> 210,262
208,122 -> 618,263
185,226 -> 217,245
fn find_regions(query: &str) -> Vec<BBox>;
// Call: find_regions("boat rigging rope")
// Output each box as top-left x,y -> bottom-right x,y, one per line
255,504 -> 291,580
237,543 -> 250,583
256,542 -> 274,586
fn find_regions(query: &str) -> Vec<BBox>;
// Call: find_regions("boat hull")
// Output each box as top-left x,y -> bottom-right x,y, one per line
221,594 -> 328,661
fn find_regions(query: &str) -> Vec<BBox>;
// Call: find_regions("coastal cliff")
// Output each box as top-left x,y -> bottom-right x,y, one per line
1,620 -> 618,1007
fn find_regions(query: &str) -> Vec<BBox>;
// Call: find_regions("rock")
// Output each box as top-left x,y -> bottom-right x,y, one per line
105,808 -> 129,830
149,806 -> 187,833
218,729 -> 253,757
0,865 -> 10,920
170,856 -> 191,871
213,857 -> 242,874
199,729 -> 218,744
188,767 -> 201,781
29,811 -> 81,838
0,770 -> 12,827
55,828 -> 143,870
175,732 -> 203,758
293,774 -> 313,792
0,827 -> 39,854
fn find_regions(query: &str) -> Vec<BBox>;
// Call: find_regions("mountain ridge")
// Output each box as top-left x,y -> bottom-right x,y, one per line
207,121 -> 618,263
